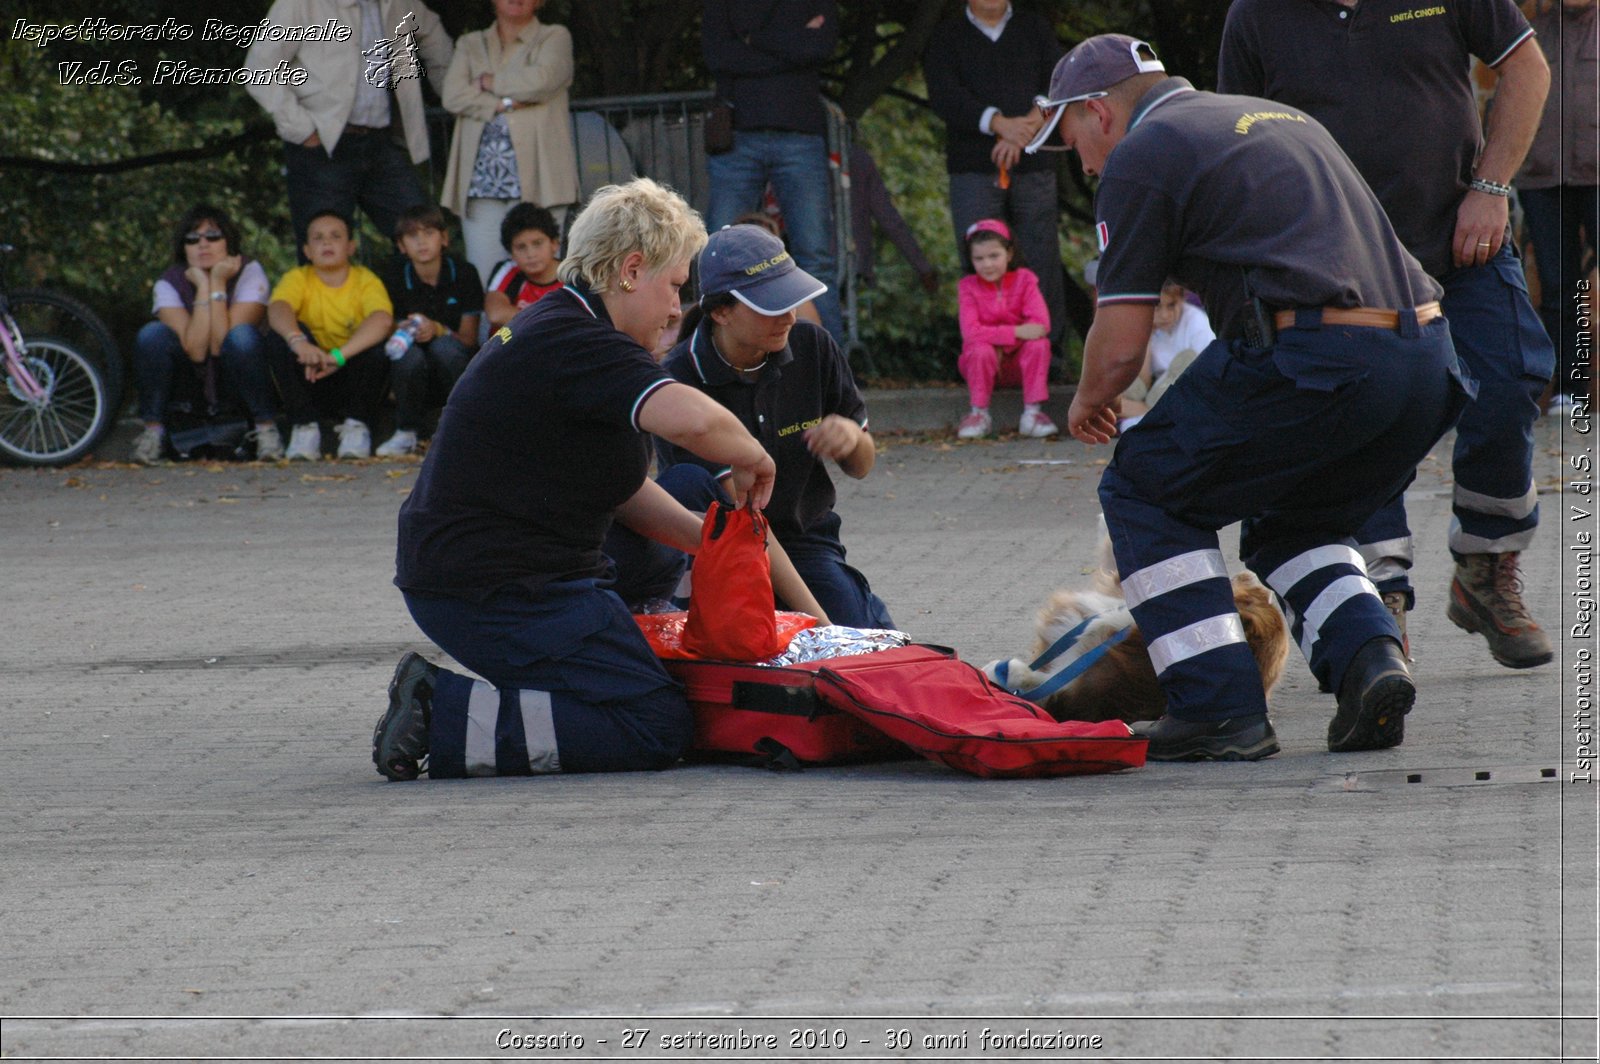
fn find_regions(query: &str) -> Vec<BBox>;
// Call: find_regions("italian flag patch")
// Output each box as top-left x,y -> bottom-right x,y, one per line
1096,221 -> 1109,252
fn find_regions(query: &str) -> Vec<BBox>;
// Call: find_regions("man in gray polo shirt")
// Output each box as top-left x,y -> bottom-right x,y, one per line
1028,35 -> 1469,760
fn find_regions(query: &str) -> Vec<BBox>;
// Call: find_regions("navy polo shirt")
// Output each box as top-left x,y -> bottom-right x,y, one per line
395,284 -> 675,601
658,320 -> 867,541
1092,77 -> 1441,340
380,254 -> 485,333
1218,0 -> 1536,278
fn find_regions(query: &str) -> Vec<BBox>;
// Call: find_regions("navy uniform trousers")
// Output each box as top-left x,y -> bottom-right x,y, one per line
405,581 -> 692,777
1100,312 -> 1470,722
401,469 -> 728,779
1356,245 -> 1555,603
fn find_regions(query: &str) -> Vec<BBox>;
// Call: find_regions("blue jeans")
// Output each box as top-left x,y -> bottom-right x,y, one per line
707,130 -> 844,344
282,133 -> 426,248
133,321 -> 276,424
1518,183 -> 1598,399
390,335 -> 472,432
1355,242 -> 1555,597
404,580 -> 691,776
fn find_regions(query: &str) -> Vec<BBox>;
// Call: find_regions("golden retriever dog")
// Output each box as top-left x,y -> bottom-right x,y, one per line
984,536 -> 1291,724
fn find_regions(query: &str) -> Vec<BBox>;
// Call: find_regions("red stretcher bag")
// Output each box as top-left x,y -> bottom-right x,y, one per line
664,654 -> 912,768
664,643 -> 1145,778
810,648 -> 1147,779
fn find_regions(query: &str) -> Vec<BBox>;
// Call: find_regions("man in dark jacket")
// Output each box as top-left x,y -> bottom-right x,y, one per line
702,0 -> 845,345
924,0 -> 1065,351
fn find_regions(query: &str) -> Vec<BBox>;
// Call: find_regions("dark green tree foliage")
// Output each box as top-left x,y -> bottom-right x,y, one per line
1,0 -> 1223,381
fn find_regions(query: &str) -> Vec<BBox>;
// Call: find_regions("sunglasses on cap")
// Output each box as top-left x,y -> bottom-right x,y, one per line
184,230 -> 225,245
1024,38 -> 1163,155
1023,94 -> 1091,155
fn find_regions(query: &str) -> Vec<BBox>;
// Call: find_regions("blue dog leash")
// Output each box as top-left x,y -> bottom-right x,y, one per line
993,612 -> 1132,703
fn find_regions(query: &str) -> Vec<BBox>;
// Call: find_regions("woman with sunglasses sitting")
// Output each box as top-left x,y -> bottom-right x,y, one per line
131,205 -> 283,463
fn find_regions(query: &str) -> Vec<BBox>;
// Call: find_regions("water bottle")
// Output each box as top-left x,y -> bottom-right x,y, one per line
384,314 -> 424,360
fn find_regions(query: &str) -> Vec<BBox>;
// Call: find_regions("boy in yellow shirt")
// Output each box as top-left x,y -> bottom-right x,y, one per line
266,210 -> 393,459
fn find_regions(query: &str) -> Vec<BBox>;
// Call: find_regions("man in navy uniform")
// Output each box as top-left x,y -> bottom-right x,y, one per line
1219,0 -> 1555,670
1028,35 -> 1469,759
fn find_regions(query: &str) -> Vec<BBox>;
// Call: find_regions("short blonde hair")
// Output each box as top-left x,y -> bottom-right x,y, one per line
557,178 -> 708,292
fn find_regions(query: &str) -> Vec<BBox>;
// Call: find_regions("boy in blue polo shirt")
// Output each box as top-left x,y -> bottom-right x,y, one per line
377,205 -> 484,457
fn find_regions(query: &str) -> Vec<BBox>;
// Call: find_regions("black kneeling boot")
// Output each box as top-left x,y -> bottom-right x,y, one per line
1328,636 -> 1414,752
1131,713 -> 1279,762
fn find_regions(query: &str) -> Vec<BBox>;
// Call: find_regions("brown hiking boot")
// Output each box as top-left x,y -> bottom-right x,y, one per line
1381,590 -> 1412,662
1446,553 -> 1553,668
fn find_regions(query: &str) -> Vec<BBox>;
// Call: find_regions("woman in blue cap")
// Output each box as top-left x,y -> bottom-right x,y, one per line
658,224 -> 895,630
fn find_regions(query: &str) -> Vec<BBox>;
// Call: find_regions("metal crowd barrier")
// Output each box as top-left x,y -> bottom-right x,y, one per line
426,91 -> 863,367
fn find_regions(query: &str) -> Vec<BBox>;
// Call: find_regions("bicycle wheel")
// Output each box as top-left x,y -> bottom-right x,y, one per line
5,287 -> 124,409
0,334 -> 112,466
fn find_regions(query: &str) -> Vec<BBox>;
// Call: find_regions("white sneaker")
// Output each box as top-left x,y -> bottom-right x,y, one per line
286,422 -> 321,461
335,418 -> 371,459
252,423 -> 284,461
132,426 -> 165,465
957,409 -> 992,439
375,429 -> 417,457
1546,393 -> 1575,416
1018,409 -> 1059,438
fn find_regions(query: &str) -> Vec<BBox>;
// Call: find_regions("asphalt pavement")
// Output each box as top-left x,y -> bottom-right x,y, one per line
2,395 -> 1595,1062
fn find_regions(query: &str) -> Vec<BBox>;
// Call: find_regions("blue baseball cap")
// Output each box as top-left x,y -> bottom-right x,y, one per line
698,224 -> 827,315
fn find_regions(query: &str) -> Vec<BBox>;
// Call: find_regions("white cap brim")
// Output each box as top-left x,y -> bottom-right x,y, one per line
728,271 -> 828,316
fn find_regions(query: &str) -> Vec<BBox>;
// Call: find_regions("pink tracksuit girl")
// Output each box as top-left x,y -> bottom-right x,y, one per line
958,266 -> 1051,407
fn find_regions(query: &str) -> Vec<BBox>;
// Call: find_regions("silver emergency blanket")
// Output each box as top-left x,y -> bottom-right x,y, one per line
762,624 -> 912,666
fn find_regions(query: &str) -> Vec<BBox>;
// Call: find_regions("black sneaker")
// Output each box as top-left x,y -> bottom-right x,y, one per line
373,652 -> 437,781
1131,712 -> 1280,761
1328,637 -> 1413,752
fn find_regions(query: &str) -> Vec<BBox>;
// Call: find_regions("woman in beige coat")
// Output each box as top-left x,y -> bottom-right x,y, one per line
442,0 -> 581,284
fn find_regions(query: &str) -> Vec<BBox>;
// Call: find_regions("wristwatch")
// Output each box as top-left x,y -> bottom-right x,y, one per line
501,96 -> 514,112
